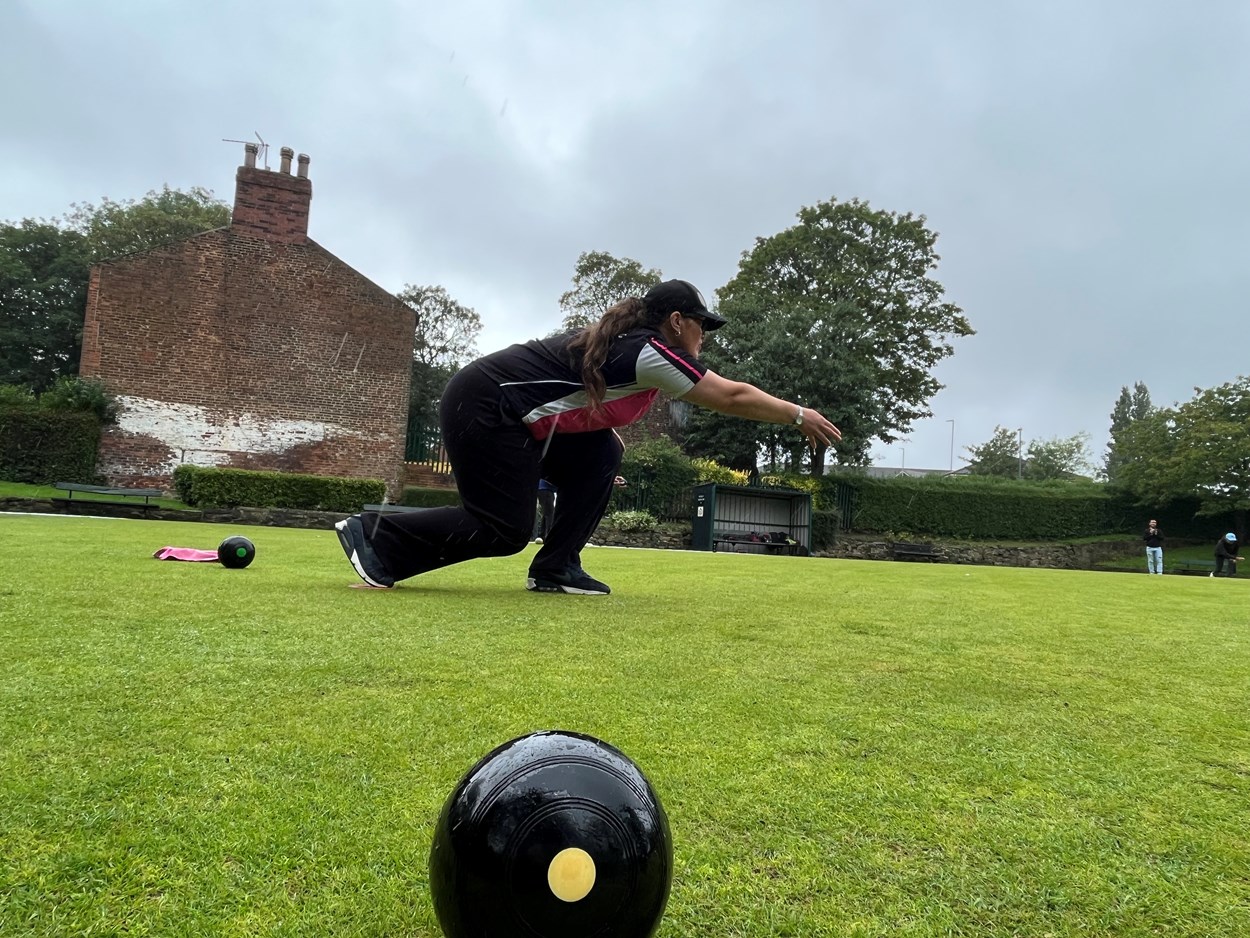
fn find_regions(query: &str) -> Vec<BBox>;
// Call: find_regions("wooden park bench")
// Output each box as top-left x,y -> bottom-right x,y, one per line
889,541 -> 942,562
1171,558 -> 1218,576
52,482 -> 164,510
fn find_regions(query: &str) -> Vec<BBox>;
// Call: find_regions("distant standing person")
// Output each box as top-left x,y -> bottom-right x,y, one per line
1144,519 -> 1164,575
1213,532 -> 1242,577
534,478 -> 557,543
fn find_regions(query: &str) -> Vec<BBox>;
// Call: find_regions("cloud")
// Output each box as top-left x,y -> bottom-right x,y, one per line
4,0 -> 1249,468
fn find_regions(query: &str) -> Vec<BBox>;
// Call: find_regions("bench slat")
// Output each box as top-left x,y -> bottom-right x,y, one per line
53,482 -> 163,505
55,482 -> 163,496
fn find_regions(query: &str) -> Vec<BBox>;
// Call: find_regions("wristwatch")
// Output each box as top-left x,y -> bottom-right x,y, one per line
794,406 -> 804,425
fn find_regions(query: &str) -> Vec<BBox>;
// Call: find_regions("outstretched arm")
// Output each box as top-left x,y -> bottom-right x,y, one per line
681,370 -> 841,449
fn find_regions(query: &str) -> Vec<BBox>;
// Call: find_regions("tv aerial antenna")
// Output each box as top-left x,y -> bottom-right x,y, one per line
221,132 -> 270,169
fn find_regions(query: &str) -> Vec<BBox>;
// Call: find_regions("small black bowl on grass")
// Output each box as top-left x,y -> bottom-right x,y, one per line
217,536 -> 255,569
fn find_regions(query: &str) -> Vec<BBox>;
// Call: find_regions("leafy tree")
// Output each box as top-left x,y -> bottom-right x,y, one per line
688,197 -> 973,474
1025,433 -> 1094,480
965,426 -> 1024,477
0,221 -> 90,392
686,298 -> 883,472
1113,409 -> 1179,505
558,251 -> 662,331
1,187 -> 231,391
62,185 -> 231,262
1104,381 -> 1152,482
1117,377 -> 1250,525
397,284 -> 482,425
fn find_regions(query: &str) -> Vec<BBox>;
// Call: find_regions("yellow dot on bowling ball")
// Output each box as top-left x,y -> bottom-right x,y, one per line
547,847 -> 596,902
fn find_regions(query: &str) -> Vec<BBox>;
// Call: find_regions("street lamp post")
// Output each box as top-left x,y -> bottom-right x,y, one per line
945,419 -> 955,472
1017,427 -> 1024,480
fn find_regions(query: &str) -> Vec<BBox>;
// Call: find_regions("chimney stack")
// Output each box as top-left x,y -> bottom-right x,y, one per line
231,144 -> 313,244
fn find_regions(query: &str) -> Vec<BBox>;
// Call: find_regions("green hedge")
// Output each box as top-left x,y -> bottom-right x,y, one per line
174,466 -> 385,512
0,406 -> 101,484
837,476 -> 1114,539
821,473 -> 1240,541
172,465 -> 199,504
400,486 -> 462,508
811,509 -> 839,550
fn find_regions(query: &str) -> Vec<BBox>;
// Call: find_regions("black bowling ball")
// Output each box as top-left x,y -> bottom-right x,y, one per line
429,730 -> 672,938
217,535 -> 255,569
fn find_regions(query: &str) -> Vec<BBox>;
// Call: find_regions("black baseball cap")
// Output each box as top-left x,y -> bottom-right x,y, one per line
643,280 -> 728,331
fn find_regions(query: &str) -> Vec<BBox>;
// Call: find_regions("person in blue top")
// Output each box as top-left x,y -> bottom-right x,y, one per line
335,280 -> 841,594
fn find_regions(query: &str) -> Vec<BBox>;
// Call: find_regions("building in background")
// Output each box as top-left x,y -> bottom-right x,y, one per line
79,143 -> 414,495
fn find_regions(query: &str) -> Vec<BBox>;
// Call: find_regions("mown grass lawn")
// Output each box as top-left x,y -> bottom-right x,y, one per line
1,514 -> 1248,937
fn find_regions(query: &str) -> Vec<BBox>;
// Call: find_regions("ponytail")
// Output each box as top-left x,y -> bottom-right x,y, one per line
567,297 -> 653,409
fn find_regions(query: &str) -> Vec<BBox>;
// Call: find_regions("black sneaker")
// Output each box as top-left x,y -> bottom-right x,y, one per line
334,516 -> 395,589
526,564 -> 611,595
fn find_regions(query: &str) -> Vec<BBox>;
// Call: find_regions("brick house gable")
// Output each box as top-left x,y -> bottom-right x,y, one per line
80,144 -> 415,496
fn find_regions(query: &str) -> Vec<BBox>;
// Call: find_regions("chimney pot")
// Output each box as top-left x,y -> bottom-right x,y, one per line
244,142 -> 258,169
297,153 -> 310,179
279,147 -> 294,174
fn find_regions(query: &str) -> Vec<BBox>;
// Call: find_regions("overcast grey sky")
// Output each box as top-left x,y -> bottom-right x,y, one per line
4,0 -> 1248,471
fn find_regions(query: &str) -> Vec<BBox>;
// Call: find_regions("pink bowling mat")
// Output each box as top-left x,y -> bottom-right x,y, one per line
152,546 -> 219,562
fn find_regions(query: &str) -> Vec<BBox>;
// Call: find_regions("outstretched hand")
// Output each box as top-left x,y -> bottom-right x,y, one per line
800,408 -> 841,450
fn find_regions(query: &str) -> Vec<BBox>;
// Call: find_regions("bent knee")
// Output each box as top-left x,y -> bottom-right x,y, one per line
492,528 -> 532,556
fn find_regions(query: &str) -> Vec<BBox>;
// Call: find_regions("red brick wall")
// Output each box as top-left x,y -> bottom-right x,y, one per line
80,228 -> 414,495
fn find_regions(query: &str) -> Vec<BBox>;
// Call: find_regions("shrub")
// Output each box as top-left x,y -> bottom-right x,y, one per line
615,436 -> 697,517
811,509 -> 839,550
0,384 -> 36,406
0,407 -> 100,484
179,467 -> 384,512
399,486 -> 462,508
760,472 -> 826,508
39,376 -> 118,423
604,510 -> 659,533
172,465 -> 201,504
691,458 -> 749,486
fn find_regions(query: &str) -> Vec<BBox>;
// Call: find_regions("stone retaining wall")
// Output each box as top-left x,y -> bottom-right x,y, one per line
817,538 -> 1142,570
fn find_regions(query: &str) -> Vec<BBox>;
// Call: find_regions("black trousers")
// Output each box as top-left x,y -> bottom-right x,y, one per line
363,363 -> 622,583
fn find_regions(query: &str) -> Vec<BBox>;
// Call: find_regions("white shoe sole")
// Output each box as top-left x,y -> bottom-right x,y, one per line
336,519 -> 393,589
525,577 -> 608,595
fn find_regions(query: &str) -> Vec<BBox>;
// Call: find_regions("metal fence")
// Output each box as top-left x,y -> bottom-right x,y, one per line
404,417 -> 451,474
610,485 -> 695,524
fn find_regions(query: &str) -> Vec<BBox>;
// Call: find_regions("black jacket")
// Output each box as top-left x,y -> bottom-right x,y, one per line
1215,536 -> 1240,559
1144,527 -> 1163,548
